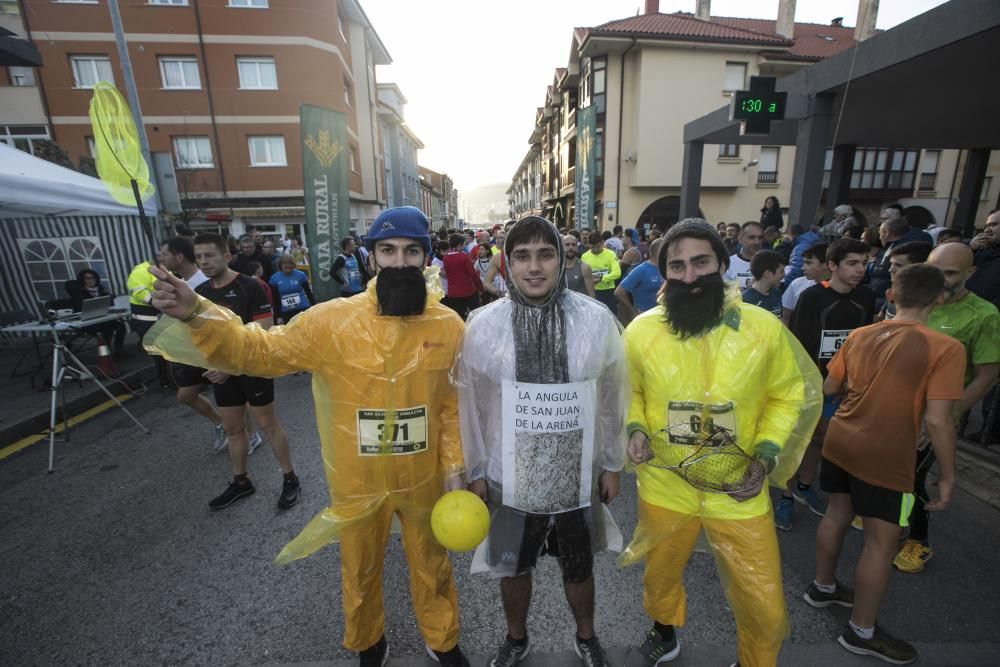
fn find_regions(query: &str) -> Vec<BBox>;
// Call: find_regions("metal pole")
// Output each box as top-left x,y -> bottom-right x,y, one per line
106,0 -> 156,205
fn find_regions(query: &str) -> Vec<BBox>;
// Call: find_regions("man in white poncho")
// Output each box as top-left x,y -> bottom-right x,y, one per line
456,216 -> 627,667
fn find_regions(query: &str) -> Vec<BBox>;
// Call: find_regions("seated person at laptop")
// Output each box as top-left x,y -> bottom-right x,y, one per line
66,269 -> 129,358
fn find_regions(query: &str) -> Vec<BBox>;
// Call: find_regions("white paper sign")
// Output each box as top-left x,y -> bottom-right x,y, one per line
819,329 -> 851,359
736,271 -> 753,290
501,380 -> 595,513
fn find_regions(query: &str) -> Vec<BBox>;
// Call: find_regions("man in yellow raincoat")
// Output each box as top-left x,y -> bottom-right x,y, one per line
621,219 -> 821,667
146,206 -> 470,667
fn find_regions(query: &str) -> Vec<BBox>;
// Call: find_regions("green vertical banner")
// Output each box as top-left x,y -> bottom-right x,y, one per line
574,104 -> 597,229
300,104 -> 349,302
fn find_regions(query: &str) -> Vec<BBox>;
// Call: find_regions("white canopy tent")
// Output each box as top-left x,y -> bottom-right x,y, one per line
0,143 -> 157,218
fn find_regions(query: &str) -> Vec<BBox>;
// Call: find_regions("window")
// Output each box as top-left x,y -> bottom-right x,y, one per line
595,128 -> 604,179
55,0 -> 98,4
338,6 -> 349,42
350,146 -> 359,173
724,62 -> 747,92
1,124 -> 50,155
18,237 -> 107,306
850,148 -> 917,190
228,0 -> 267,7
8,66 -> 36,86
982,176 -> 993,201
344,76 -> 353,107
591,57 -> 606,114
918,149 -> 940,191
70,55 -> 113,88
159,57 -> 200,89
248,136 -> 286,166
757,146 -> 779,184
149,0 -> 188,5
173,136 -> 214,168
718,144 -> 739,158
237,57 -> 277,89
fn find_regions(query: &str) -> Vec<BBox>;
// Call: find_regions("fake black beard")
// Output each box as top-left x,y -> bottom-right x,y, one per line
376,266 -> 427,316
663,273 -> 726,339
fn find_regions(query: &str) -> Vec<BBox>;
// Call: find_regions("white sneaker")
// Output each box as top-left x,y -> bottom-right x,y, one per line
212,424 -> 229,452
248,431 -> 263,455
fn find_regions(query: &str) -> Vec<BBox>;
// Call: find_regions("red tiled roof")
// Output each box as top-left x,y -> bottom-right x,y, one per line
714,16 -> 858,60
581,11 -> 858,61
591,12 -> 790,45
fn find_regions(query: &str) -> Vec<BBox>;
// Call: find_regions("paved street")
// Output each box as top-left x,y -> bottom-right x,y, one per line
2,374 -> 999,666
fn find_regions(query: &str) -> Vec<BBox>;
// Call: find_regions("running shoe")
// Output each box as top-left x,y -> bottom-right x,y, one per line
851,516 -> 864,531
792,486 -> 827,516
774,497 -> 793,532
624,627 -> 680,666
359,636 -> 388,667
489,636 -> 530,667
248,430 -> 263,455
426,644 -> 471,667
893,539 -> 932,573
208,479 -> 255,510
212,424 -> 229,452
574,635 -> 608,667
278,474 -> 300,510
803,580 -> 855,608
837,624 -> 916,664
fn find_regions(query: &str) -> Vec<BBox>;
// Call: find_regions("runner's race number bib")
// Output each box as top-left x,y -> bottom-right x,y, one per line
281,293 -> 302,309
666,400 -> 737,444
819,329 -> 851,359
357,406 -> 428,455
736,272 -> 753,290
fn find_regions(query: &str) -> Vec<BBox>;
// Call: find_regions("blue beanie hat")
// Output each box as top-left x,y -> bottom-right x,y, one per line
365,206 -> 432,255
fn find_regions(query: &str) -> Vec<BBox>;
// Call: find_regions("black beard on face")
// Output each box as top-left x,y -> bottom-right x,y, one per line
376,266 -> 426,316
663,272 -> 726,339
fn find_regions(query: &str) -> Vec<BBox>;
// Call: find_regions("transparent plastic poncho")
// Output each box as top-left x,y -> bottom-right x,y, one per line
144,268 -> 467,563
455,288 -> 629,577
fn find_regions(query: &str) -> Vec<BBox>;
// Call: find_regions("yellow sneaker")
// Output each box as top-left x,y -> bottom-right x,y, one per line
850,516 -> 863,531
893,539 -> 932,573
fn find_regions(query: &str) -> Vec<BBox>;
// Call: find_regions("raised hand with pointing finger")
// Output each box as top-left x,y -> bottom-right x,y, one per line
149,264 -> 199,321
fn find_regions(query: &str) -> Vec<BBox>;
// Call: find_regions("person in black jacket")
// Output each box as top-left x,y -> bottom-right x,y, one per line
230,234 -> 274,282
760,196 -> 784,231
66,269 -> 129,358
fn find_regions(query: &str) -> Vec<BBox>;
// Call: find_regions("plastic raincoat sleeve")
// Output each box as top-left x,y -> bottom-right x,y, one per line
755,324 -> 824,487
144,295 -> 330,377
438,365 -> 465,479
596,317 -> 628,472
625,325 -> 650,439
455,317 -> 493,482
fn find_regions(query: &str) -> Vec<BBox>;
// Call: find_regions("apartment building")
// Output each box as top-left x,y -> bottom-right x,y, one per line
0,1 -> 47,154
509,0 -> 999,233
418,165 -> 457,228
377,82 -> 423,209
18,0 -> 390,239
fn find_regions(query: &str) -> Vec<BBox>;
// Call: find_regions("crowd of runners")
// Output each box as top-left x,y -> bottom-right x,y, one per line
135,204 -> 997,667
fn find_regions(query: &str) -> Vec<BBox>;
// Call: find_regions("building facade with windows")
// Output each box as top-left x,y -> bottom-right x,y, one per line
376,83 -> 423,210
18,0 -> 390,240
418,166 -> 457,228
508,0 -> 999,233
0,2 -> 51,155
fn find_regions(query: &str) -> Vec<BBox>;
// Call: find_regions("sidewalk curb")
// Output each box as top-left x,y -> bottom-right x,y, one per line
0,362 -> 156,448
955,439 -> 1000,510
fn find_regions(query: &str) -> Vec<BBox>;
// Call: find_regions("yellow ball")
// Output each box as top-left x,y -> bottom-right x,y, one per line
431,490 -> 490,552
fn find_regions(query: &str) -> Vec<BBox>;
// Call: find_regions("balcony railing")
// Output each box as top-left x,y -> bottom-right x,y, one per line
757,171 -> 778,184
918,173 -> 937,191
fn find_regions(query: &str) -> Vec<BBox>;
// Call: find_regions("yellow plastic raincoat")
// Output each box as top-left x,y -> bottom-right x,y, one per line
621,291 -> 821,667
145,270 -> 465,652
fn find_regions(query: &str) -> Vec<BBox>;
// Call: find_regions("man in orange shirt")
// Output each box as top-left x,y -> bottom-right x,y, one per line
804,264 -> 965,665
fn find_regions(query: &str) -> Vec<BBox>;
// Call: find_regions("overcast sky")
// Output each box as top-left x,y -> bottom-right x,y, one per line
361,0 -> 948,191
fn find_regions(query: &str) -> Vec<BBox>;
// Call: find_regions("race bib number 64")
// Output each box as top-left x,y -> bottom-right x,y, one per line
819,329 -> 851,359
357,406 -> 428,455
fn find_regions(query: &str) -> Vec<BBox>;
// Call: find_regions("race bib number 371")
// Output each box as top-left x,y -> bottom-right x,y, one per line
357,406 -> 428,455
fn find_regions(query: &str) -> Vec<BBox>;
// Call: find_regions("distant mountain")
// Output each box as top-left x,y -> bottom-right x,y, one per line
457,183 -> 510,226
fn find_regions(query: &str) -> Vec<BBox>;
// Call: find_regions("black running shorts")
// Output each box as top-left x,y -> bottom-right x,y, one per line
170,362 -> 209,388
486,504 -> 594,583
212,375 -> 274,408
820,457 -> 915,527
